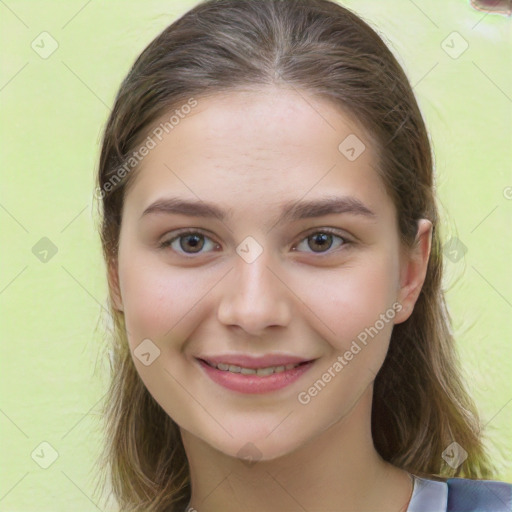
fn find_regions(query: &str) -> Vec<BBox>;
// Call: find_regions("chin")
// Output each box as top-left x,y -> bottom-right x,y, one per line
200,425 -> 309,464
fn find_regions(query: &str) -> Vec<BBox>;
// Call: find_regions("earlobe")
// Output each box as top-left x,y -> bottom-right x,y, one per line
394,219 -> 432,324
107,258 -> 124,312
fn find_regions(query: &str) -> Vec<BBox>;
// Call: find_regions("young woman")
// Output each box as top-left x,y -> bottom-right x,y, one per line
93,1 -> 512,510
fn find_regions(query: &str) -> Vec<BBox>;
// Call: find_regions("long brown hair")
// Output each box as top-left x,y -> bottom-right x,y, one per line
92,1 -> 493,510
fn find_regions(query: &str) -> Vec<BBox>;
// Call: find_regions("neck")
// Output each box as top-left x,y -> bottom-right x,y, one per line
181,386 -> 413,512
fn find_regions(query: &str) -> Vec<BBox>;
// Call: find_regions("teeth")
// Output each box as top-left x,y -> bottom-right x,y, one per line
256,366 -> 275,376
209,361 -> 301,375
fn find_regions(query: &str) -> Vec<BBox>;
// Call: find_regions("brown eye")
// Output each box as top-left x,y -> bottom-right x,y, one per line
160,231 -> 219,256
179,233 -> 205,253
294,230 -> 347,255
307,233 -> 334,252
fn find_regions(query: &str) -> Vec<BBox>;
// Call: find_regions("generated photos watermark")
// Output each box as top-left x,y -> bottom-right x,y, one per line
297,301 -> 403,405
95,97 -> 198,199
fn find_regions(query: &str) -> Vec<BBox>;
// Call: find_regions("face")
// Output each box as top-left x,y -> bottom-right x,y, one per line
110,87 -> 430,461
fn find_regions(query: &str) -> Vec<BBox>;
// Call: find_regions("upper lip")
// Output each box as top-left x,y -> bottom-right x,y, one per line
197,354 -> 315,369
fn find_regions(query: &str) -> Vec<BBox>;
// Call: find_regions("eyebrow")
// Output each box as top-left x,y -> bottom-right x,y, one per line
140,195 -> 376,227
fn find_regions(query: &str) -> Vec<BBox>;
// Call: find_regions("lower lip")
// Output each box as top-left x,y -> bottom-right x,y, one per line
197,359 -> 315,394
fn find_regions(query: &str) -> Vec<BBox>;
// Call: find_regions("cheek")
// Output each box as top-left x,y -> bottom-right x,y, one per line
117,252 -> 208,345
116,256 -> 212,425
301,252 -> 400,350
292,255 -> 400,418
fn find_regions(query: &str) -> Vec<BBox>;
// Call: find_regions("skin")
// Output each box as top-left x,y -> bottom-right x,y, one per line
109,86 -> 432,511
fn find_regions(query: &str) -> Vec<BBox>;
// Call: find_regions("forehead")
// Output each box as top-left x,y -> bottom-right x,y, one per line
148,87 -> 373,164
124,87 -> 389,220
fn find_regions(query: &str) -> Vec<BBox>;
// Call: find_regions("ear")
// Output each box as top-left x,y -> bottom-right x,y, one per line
107,257 -> 124,312
394,219 -> 432,324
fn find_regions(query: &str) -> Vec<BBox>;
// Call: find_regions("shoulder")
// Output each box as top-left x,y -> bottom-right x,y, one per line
408,476 -> 512,512
446,477 -> 512,512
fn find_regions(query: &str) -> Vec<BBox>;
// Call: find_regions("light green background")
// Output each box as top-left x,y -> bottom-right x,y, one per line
1,1 -> 511,510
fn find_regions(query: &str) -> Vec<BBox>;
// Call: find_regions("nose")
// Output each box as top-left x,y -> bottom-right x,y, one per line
217,251 -> 292,336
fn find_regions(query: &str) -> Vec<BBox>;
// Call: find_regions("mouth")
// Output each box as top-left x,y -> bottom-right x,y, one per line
200,358 -> 310,376
195,354 -> 317,394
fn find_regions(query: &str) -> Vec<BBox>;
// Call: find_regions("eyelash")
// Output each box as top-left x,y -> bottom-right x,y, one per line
159,228 -> 352,257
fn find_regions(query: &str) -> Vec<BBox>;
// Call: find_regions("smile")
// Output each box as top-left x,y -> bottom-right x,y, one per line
204,359 -> 303,376
196,357 -> 316,394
